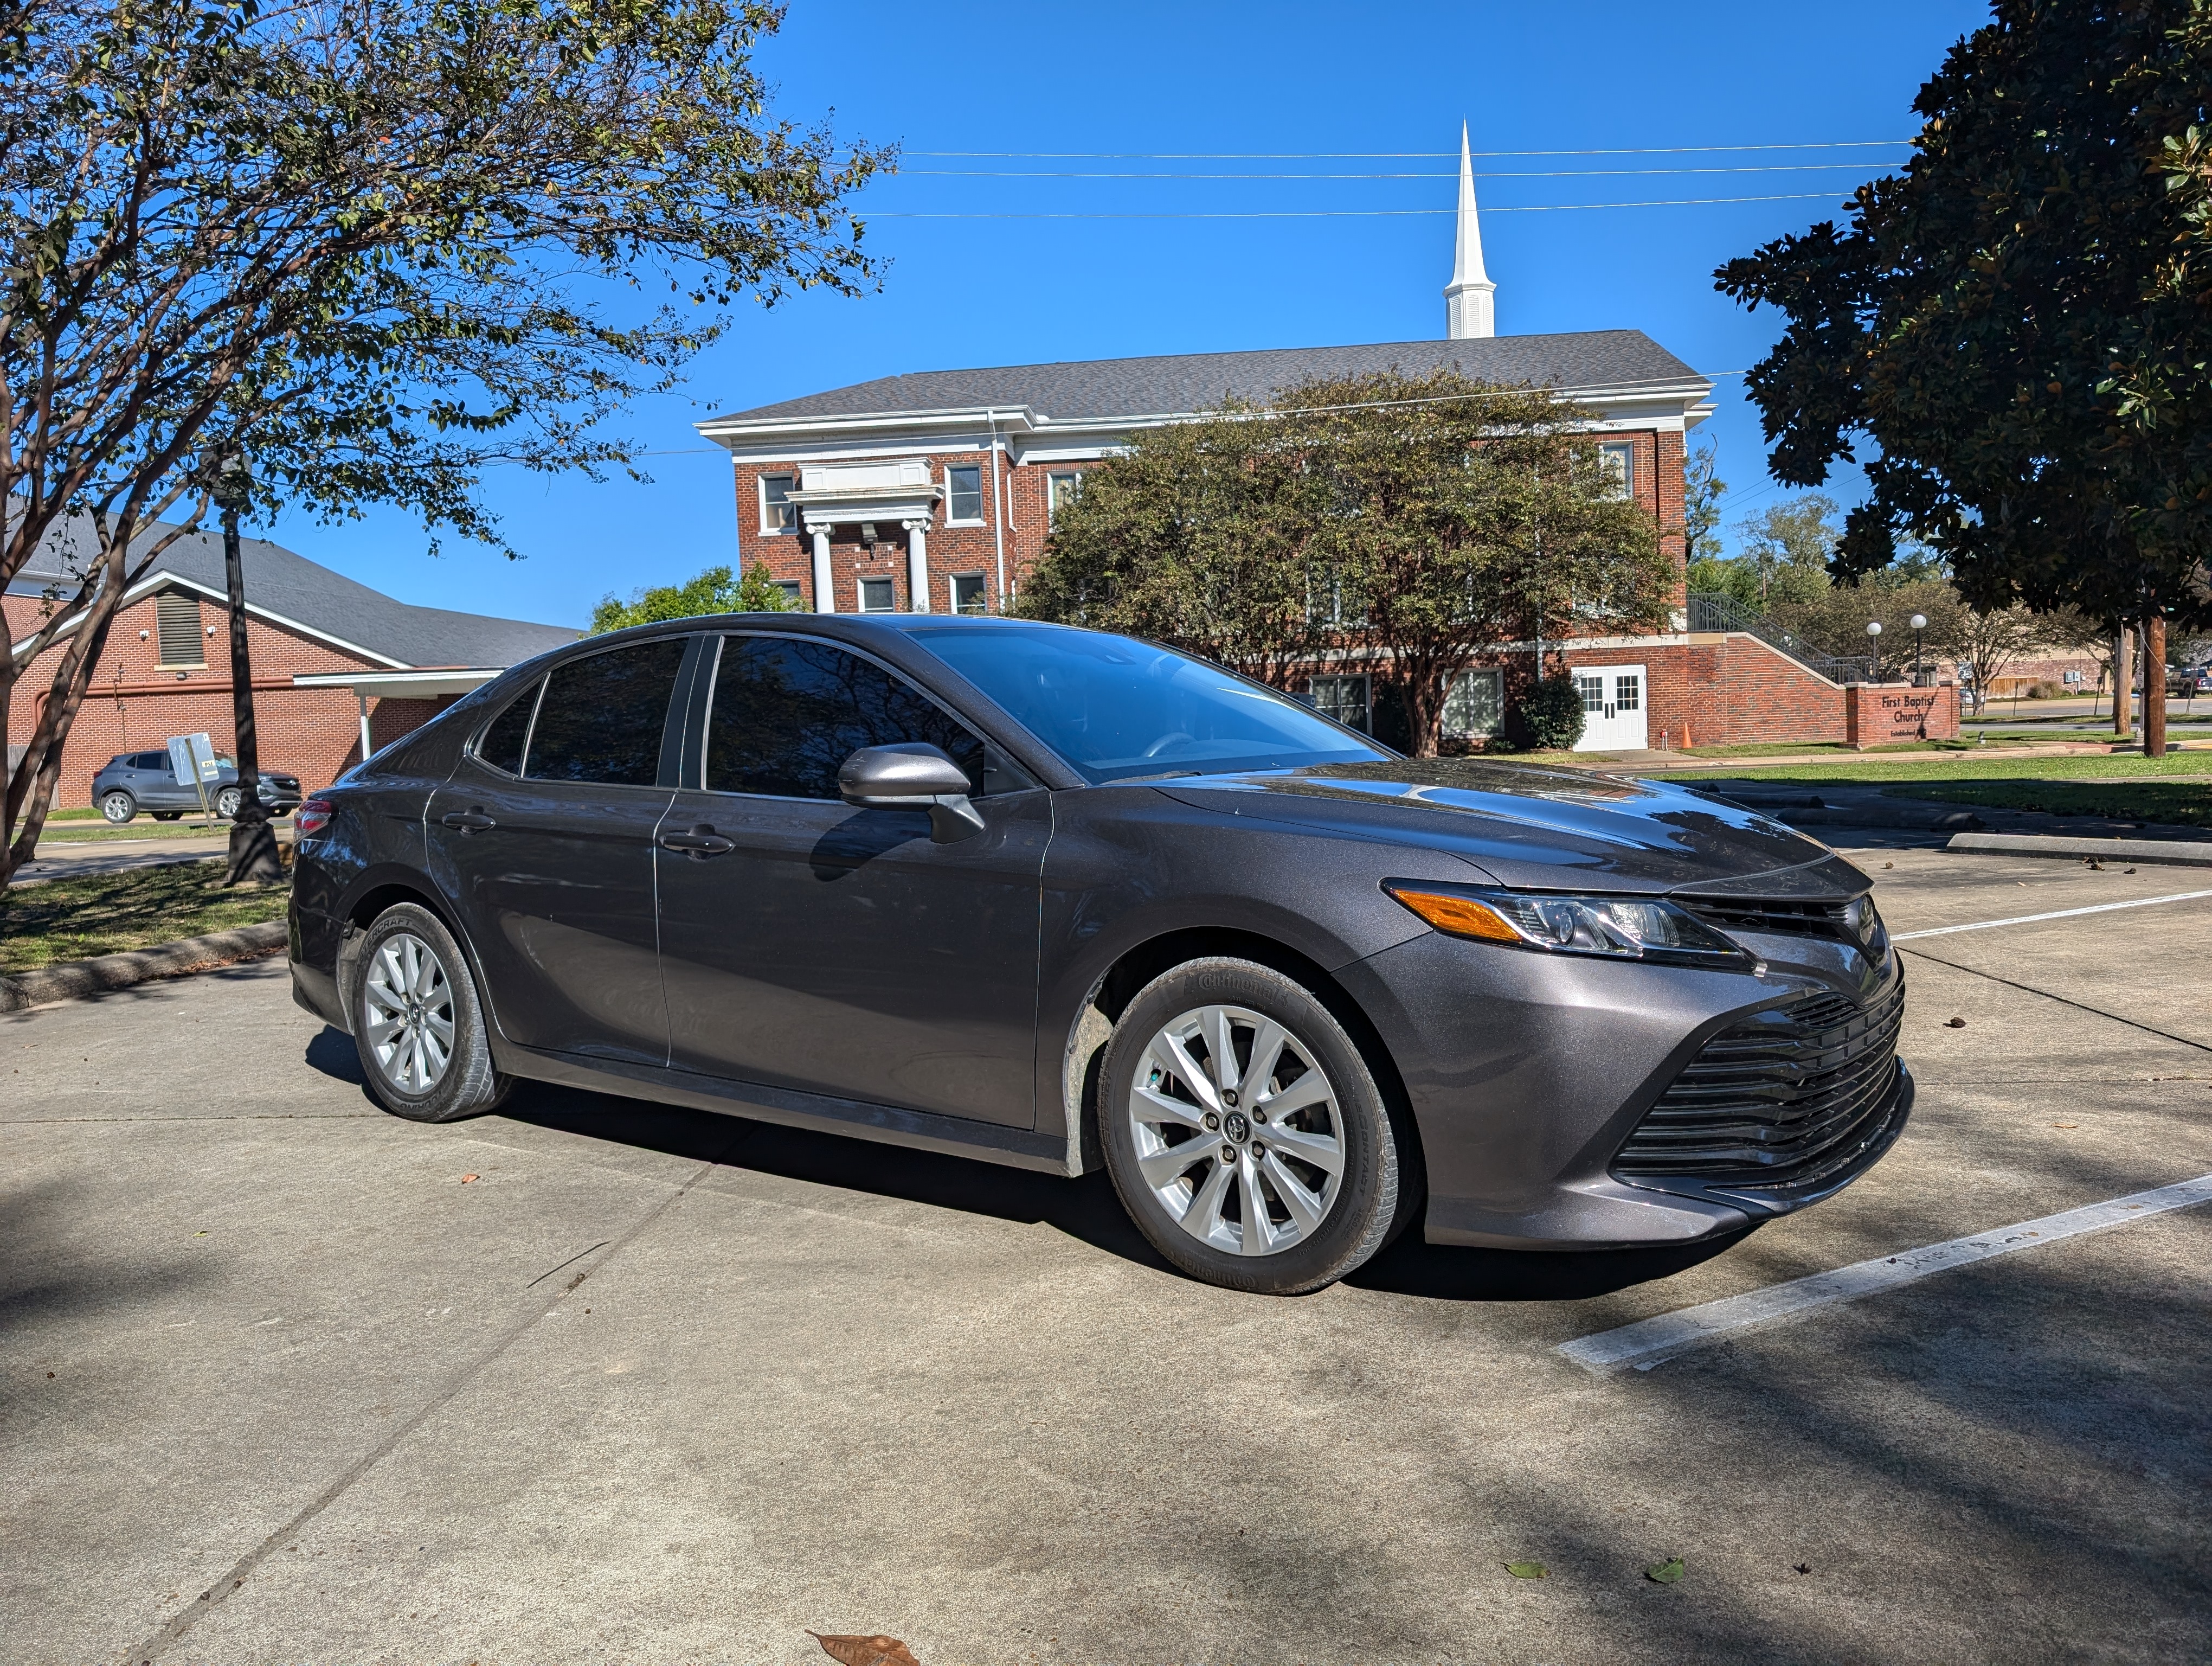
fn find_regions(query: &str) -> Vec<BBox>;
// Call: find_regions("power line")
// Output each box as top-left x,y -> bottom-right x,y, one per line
911,141 -> 1913,159
874,193 -> 1853,219
907,162 -> 1902,181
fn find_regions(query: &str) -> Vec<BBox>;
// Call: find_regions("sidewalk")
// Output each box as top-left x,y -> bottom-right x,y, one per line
12,831 -> 292,888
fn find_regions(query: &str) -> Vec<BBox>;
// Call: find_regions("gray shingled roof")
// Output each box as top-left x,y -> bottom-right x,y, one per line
710,330 -> 1705,426
8,515 -> 577,668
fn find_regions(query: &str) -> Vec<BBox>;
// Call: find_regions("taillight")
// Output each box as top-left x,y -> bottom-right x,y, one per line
294,798 -> 335,837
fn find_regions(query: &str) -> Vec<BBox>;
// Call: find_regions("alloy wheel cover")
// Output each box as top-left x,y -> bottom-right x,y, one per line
1127,1002 -> 1346,1256
363,931 -> 458,1094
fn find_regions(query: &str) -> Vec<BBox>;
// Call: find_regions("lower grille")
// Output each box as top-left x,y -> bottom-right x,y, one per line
1612,979 -> 1906,1198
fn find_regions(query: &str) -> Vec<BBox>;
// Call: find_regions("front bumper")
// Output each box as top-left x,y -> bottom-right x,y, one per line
1336,921 -> 1908,1250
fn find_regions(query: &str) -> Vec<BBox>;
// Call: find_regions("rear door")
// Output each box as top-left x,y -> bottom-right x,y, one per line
654,631 -> 1050,1127
426,636 -> 693,1067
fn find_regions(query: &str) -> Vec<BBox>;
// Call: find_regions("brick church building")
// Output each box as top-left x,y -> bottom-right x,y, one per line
6,519 -> 577,809
701,130 -> 1954,751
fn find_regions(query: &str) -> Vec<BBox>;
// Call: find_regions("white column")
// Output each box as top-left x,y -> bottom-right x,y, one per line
810,526 -> 835,613
357,691 -> 373,763
903,518 -> 931,612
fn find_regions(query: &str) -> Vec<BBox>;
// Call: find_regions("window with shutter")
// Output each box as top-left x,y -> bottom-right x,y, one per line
155,592 -> 206,667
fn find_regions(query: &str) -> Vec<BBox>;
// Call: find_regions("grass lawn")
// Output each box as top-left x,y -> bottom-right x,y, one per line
1705,751 -> 2212,785
0,862 -> 288,973
1881,777 -> 2212,828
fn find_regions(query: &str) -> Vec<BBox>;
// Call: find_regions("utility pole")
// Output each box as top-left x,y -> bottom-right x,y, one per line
2114,623 -> 2134,741
2144,611 -> 2168,759
216,450 -> 283,885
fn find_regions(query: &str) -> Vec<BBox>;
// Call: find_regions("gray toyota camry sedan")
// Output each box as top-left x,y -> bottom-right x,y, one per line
288,615 -> 1908,1295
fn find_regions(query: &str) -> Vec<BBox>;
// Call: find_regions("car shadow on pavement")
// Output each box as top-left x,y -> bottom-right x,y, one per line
1346,1221 -> 1755,1302
302,1026 -> 1755,1300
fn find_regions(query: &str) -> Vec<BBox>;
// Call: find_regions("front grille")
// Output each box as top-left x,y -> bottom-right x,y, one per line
1612,979 -> 1906,1198
1680,897 -> 1858,941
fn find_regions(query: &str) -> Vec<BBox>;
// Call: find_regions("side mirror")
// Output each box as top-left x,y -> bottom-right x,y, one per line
838,742 -> 986,842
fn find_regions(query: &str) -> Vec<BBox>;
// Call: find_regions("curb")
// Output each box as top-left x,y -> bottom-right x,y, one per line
1945,832 -> 2212,867
0,919 -> 288,1013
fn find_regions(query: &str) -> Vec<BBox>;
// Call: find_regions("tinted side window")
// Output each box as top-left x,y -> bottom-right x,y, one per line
524,639 -> 686,786
704,636 -> 985,800
476,680 -> 540,776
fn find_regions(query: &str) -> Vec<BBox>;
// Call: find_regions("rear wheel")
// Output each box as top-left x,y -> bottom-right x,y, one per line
99,790 -> 136,825
350,904 -> 509,1123
1099,957 -> 1399,1296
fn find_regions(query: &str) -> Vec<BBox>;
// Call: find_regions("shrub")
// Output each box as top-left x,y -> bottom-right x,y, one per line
1513,675 -> 1586,751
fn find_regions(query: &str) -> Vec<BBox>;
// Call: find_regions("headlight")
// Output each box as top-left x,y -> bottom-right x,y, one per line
1385,881 -> 1751,967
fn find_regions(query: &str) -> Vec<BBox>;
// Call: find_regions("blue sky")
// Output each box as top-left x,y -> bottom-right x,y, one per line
268,0 -> 1994,631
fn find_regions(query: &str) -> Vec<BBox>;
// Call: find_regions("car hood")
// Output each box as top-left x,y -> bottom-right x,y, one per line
1155,758 -> 1867,896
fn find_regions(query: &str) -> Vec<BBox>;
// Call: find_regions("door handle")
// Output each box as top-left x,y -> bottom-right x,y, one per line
659,824 -> 735,859
441,809 -> 497,834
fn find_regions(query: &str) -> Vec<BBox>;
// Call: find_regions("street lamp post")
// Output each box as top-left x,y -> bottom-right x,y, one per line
1909,613 -> 1928,684
214,448 -> 283,886
1866,619 -> 1883,683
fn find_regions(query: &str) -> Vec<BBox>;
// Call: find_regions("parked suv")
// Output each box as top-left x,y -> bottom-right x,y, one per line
2170,665 -> 2212,698
91,751 -> 304,824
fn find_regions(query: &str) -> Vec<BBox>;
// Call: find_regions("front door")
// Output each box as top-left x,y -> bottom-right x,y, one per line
426,635 -> 691,1067
1572,663 -> 1649,752
655,632 -> 1049,1129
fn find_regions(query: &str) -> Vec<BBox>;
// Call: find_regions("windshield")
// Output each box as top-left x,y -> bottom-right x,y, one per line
910,624 -> 1390,783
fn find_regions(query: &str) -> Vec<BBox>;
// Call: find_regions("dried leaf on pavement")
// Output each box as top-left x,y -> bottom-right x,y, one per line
809,1631 -> 921,1666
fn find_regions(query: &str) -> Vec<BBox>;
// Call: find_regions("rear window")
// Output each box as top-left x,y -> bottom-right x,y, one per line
475,680 -> 541,776
523,639 -> 685,786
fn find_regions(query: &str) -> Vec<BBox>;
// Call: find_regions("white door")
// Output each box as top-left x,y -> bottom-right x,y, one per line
1571,664 -> 1649,751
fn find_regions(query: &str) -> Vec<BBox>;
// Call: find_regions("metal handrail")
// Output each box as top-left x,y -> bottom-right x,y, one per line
1686,592 -> 1874,684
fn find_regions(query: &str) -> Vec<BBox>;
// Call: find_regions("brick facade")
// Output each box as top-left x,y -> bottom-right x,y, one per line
5,589 -> 461,808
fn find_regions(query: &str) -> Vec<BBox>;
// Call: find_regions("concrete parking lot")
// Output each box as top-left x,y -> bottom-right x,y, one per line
6,845 -> 2210,1664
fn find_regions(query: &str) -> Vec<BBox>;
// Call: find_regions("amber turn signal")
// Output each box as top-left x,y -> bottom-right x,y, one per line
1388,887 -> 1521,943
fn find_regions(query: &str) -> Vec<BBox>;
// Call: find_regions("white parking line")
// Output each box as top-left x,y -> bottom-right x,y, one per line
1890,889 -> 2212,941
1558,1172 -> 2212,1374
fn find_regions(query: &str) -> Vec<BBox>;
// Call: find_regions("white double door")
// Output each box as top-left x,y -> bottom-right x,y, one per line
1572,663 -> 1648,751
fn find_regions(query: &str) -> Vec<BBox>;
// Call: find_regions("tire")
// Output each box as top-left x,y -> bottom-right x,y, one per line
214,786 -> 244,819
1099,957 -> 1400,1296
350,903 -> 509,1123
152,811 -> 183,822
99,790 -> 137,825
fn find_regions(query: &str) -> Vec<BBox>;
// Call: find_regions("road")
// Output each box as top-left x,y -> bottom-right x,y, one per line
5,845 -> 2209,1664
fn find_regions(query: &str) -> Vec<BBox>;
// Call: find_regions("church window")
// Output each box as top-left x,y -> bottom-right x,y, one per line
946,465 -> 985,523
760,473 -> 797,534
1598,443 -> 1635,499
1047,471 -> 1082,527
858,577 -> 897,613
950,573 -> 988,614
1442,669 -> 1503,737
1306,674 -> 1371,733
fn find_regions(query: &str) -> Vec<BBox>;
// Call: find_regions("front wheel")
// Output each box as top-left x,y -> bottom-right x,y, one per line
214,786 -> 244,819
1099,957 -> 1401,1296
99,790 -> 137,825
350,904 -> 509,1123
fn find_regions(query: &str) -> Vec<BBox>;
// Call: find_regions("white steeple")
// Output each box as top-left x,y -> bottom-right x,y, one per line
1443,123 -> 1496,339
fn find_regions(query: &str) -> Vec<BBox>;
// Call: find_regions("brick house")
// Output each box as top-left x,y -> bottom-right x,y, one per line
697,134 -> 1955,751
6,518 -> 577,809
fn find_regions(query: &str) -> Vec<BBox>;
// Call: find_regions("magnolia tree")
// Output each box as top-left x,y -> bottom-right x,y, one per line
1023,370 -> 1669,756
1718,0 -> 2212,753
0,0 -> 887,883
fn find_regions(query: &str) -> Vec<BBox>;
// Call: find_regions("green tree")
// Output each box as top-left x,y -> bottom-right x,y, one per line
1016,398 -> 1327,690
1683,438 -> 1727,562
1278,371 -> 1669,755
1733,495 -> 1840,608
1,0 -> 886,885
591,561 -> 798,632
1716,0 -> 2212,754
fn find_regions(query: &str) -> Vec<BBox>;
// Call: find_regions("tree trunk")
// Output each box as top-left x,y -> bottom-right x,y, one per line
2143,613 -> 2167,759
2114,624 -> 2133,739
221,502 -> 284,884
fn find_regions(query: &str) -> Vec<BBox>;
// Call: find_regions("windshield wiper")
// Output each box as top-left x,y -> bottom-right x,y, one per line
1107,769 -> 1204,784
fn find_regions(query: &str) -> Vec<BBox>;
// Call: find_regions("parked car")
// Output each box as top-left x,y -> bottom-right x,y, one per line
2169,665 -> 2212,698
289,617 -> 1909,1296
91,751 -> 304,824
